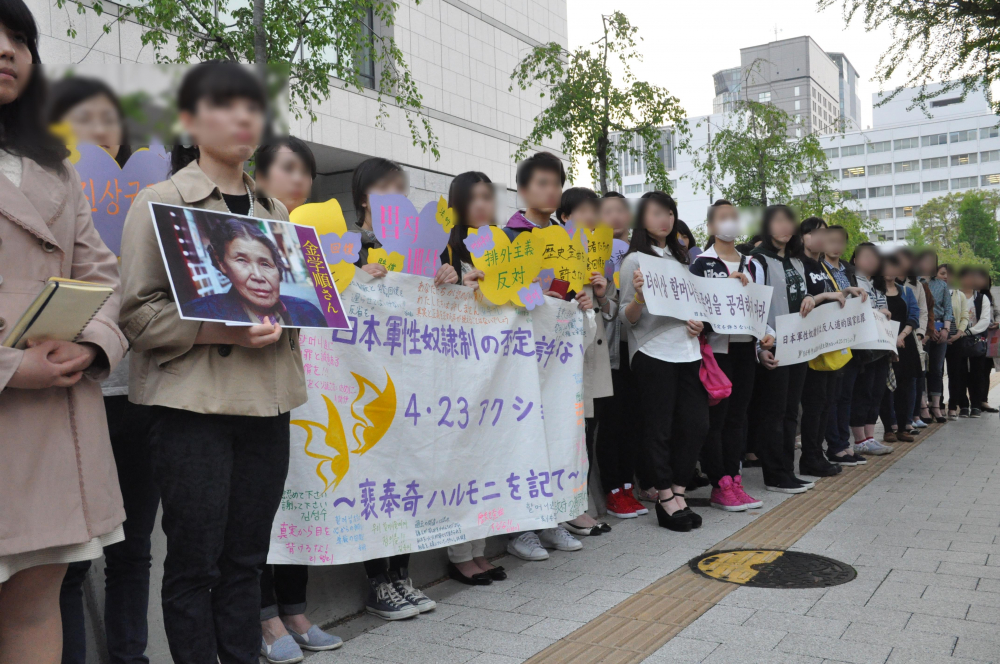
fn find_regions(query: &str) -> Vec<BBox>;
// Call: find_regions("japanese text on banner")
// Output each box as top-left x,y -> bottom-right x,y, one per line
636,253 -> 772,339
773,296 -> 880,365
852,309 -> 901,356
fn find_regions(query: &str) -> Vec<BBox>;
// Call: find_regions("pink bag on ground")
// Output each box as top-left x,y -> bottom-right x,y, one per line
699,336 -> 733,406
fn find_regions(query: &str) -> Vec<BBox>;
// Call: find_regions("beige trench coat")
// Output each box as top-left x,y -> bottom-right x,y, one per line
119,161 -> 307,416
0,157 -> 127,557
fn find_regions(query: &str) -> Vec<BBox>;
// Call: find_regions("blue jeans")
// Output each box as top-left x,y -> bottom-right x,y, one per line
825,359 -> 861,455
926,339 -> 948,397
60,397 -> 160,664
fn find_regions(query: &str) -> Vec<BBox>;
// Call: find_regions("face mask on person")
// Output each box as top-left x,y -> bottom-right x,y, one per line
715,219 -> 740,243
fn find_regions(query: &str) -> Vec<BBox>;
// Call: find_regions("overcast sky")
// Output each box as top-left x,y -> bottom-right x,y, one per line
566,0 -> 909,130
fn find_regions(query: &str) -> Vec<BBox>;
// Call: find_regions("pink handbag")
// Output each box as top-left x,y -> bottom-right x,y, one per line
699,336 -> 733,406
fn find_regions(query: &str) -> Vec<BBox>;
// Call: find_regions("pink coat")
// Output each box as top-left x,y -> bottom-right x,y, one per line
0,157 -> 127,557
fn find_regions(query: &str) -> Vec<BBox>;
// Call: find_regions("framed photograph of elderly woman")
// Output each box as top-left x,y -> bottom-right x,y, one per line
149,202 -> 350,329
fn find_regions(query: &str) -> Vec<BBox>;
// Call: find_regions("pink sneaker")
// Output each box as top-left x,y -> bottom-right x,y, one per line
710,476 -> 748,512
733,475 -> 763,509
623,483 -> 648,515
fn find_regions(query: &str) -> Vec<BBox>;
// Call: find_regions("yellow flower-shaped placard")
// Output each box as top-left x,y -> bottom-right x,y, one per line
289,198 -> 349,236
368,248 -> 406,272
468,226 -> 543,307
330,262 -> 357,293
435,196 -> 456,234
582,225 -> 614,277
49,121 -> 80,163
535,224 -> 587,293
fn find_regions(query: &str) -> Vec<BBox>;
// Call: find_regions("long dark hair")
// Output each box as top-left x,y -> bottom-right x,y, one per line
759,204 -> 803,257
47,76 -> 132,167
625,191 -> 688,264
445,171 -> 493,270
205,217 -> 285,280
350,157 -> 404,225
171,61 -> 268,174
876,253 -> 903,293
0,0 -> 68,174
896,247 -> 918,285
849,242 -> 883,278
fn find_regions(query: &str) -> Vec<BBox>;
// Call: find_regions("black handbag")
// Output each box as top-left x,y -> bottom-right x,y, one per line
954,332 -> 988,358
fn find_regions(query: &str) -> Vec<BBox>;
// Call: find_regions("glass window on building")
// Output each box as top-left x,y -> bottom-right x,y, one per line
842,188 -> 866,200
951,153 -> 977,166
895,159 -> 920,172
759,92 -> 771,103
950,129 -> 977,143
982,174 -> 1000,186
826,169 -> 840,179
795,100 -> 801,111
896,205 -> 920,218
794,86 -> 801,96
871,230 -> 893,242
869,186 -> 892,198
896,229 -> 908,241
843,166 -> 865,178
981,126 -> 999,139
895,183 -> 920,195
823,147 -> 839,159
842,144 -> 865,157
894,137 -> 919,150
982,150 -> 1000,163
922,156 -> 949,169
868,208 -> 894,220
923,179 -> 949,192
952,176 -> 978,189
870,163 -> 892,176
922,133 -> 948,147
868,140 -> 891,153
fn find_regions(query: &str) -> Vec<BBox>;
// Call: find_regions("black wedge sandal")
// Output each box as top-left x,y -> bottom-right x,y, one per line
654,494 -> 693,532
672,492 -> 702,529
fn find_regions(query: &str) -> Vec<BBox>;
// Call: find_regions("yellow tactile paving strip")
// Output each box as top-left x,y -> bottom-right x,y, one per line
524,422 -> 945,664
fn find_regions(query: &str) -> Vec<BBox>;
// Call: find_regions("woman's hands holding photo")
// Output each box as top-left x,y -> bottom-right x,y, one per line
685,319 -> 704,337
434,263 -> 459,286
462,268 -> 485,291
7,340 -> 98,389
361,263 -> 388,278
729,271 -> 749,286
233,321 -> 284,348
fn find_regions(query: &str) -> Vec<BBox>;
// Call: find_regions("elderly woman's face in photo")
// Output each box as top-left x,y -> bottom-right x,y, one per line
220,236 -> 281,312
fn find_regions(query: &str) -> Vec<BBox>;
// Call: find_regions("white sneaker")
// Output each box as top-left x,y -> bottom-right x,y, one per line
856,438 -> 893,455
538,526 -> 583,551
507,532 -> 549,561
912,418 -> 928,429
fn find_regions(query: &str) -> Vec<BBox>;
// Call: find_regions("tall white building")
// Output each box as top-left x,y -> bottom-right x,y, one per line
816,82 -> 1000,244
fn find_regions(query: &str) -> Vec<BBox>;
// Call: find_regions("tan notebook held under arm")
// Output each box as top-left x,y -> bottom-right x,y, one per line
2,278 -> 113,350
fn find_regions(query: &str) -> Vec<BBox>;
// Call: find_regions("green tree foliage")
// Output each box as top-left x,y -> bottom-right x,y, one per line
910,190 -> 1000,277
509,12 -> 688,194
55,0 -> 438,156
822,0 -> 1000,115
689,72 -> 832,209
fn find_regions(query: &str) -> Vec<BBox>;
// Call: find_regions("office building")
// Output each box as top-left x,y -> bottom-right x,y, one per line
713,67 -> 742,114
827,52 -> 862,130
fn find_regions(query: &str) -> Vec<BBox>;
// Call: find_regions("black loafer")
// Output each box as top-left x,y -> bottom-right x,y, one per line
487,566 -> 507,581
448,563 -> 492,586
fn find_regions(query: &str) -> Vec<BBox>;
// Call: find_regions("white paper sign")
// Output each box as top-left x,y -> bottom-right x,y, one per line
636,253 -> 772,338
853,308 -> 901,356
267,271 -> 588,565
774,297 -> 880,365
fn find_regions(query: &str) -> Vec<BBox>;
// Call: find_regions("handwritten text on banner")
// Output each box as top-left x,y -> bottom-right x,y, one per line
774,297 -> 880,365
267,271 -> 589,565
636,253 -> 773,339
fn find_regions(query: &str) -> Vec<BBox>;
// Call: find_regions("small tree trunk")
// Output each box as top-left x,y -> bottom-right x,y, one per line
253,0 -> 267,64
597,135 -> 609,195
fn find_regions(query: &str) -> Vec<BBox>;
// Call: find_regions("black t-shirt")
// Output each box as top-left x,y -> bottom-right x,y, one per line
801,257 -> 831,297
222,192 -> 252,217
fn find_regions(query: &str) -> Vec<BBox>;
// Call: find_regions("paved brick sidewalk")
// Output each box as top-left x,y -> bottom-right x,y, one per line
301,411 -> 1000,664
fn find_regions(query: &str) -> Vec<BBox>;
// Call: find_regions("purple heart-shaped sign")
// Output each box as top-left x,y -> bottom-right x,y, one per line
518,283 -> 546,311
536,268 -> 555,291
369,193 -> 451,277
463,228 -> 495,258
76,142 -> 171,255
319,231 -> 362,264
605,239 -> 629,279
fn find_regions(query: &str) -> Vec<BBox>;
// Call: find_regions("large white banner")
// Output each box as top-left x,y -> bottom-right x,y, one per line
853,308 -> 901,356
636,253 -> 772,338
267,271 -> 589,565
774,297 -> 880,365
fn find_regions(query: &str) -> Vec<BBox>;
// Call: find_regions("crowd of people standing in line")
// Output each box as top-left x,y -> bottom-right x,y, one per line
1,3 -> 998,663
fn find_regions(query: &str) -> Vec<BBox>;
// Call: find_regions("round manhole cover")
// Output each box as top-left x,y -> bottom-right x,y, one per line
689,549 -> 857,588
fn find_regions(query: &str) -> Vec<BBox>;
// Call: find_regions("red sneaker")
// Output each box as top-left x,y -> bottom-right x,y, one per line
623,483 -> 648,515
605,487 -> 638,518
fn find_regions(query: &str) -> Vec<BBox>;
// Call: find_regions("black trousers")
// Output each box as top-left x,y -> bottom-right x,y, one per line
970,356 -> 993,407
631,353 -> 709,490
947,352 -> 971,410
851,358 -> 890,427
363,555 -> 410,578
595,342 -> 645,493
260,565 -> 308,621
148,406 -> 290,664
61,397 -> 160,664
750,362 -> 808,486
800,369 -> 838,466
701,341 -> 757,485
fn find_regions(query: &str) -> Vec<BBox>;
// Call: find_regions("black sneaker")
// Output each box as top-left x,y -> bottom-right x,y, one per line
971,408 -> 982,418
800,461 -> 842,477
765,479 -> 808,494
826,451 -> 859,466
390,569 -> 436,613
792,476 -> 815,489
365,575 -> 419,621
960,408 -> 971,418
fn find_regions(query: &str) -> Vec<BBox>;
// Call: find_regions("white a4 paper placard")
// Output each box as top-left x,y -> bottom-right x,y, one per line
774,297 -> 881,365
636,253 -> 772,339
